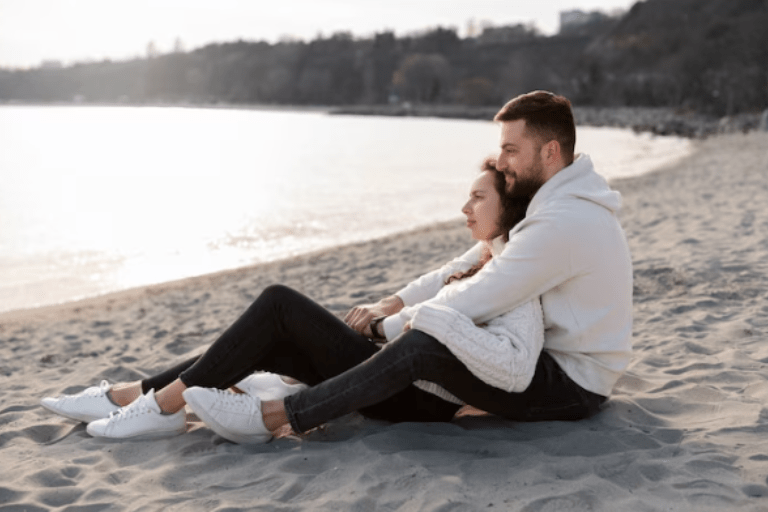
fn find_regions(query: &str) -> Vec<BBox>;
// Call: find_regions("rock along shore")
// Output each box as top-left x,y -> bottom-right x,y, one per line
332,104 -> 765,138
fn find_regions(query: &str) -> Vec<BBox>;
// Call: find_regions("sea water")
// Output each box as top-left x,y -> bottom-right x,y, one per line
0,106 -> 691,313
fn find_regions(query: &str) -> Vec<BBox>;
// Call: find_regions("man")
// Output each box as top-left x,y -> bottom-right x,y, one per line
350,90 -> 633,411
181,90 -> 633,441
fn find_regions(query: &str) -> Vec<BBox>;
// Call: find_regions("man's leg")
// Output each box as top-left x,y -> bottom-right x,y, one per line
284,329 -> 605,433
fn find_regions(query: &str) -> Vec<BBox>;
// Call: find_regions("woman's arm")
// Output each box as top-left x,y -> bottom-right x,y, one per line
395,241 -> 485,306
344,295 -> 405,337
346,242 -> 484,338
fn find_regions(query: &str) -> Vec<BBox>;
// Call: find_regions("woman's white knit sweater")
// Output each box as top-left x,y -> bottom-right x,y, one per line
401,237 -> 545,398
412,299 -> 544,394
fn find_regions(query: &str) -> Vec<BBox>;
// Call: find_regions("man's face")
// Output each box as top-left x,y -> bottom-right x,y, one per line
497,119 -> 546,195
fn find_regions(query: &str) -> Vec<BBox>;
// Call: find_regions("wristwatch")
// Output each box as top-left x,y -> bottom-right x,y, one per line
369,316 -> 386,339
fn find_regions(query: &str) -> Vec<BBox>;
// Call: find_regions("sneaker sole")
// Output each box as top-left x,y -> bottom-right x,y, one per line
86,422 -> 187,439
184,392 -> 272,445
39,400 -> 113,423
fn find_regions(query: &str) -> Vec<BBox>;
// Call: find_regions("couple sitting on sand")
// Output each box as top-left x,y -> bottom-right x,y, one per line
41,91 -> 633,443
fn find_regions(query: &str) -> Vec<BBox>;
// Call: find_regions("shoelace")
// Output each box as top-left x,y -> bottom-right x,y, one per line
214,388 -> 261,414
87,380 -> 111,397
59,380 -> 110,402
108,395 -> 153,421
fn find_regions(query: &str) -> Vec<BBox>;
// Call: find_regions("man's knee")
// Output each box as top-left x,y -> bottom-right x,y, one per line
387,329 -> 464,384
392,329 -> 450,358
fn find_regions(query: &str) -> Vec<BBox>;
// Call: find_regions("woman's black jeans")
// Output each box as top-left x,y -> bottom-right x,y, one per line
142,285 -> 605,434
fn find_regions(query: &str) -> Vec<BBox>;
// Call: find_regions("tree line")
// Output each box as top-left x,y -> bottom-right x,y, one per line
1,0 -> 765,116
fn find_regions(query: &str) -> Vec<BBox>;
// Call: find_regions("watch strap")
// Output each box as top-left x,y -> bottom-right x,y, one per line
370,316 -> 386,339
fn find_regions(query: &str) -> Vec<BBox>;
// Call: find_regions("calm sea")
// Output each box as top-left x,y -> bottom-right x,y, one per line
0,106 -> 691,313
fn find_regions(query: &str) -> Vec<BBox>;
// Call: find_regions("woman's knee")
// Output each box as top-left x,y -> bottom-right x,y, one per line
252,284 -> 305,313
259,284 -> 296,303
235,284 -> 299,326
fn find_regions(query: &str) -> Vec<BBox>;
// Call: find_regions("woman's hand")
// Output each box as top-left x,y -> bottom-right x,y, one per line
344,295 -> 404,337
344,305 -> 382,337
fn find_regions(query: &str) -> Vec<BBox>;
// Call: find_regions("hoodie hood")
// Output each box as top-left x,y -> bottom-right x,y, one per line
527,154 -> 622,216
490,235 -> 507,257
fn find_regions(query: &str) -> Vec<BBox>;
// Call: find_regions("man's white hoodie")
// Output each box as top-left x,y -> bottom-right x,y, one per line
383,154 -> 633,397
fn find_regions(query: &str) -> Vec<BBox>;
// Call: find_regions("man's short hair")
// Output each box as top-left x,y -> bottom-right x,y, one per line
494,91 -> 576,166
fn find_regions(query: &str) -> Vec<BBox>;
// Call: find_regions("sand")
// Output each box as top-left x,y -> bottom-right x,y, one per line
2,131 -> 768,511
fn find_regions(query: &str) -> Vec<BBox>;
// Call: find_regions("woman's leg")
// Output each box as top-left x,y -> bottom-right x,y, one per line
147,284 -> 396,414
142,356 -> 200,394
95,356 -> 201,408
283,329 -> 606,434
90,284 -> 409,437
177,284 -> 383,390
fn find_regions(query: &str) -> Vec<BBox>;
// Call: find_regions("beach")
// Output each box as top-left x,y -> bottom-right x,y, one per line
2,130 -> 768,510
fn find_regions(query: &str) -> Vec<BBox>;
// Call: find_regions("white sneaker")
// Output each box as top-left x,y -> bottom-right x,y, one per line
234,372 -> 308,401
40,380 -> 121,423
86,389 -> 186,439
183,387 -> 272,444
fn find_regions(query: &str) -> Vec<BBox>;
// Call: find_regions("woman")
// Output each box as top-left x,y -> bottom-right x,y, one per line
41,158 -> 553,442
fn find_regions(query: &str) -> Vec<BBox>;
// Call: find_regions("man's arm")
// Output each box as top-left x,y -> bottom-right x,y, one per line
383,215 -> 571,337
432,216 -> 570,323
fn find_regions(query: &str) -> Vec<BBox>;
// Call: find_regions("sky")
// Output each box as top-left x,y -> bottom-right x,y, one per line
0,0 -> 639,69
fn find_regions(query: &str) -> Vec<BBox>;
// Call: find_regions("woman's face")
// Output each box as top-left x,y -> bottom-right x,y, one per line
462,170 -> 502,241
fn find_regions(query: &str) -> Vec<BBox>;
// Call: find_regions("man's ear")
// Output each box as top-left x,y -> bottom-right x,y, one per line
541,139 -> 561,164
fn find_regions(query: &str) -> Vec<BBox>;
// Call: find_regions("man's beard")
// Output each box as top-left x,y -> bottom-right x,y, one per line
507,158 -> 546,203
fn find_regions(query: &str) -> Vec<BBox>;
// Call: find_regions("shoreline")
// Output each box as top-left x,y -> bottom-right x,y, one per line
0,218 -> 469,324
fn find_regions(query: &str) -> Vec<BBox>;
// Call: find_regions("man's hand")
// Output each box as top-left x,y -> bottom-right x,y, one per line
344,295 -> 405,338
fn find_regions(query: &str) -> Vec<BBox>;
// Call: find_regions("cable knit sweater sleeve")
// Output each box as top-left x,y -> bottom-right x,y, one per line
409,299 -> 545,393
382,242 -> 485,340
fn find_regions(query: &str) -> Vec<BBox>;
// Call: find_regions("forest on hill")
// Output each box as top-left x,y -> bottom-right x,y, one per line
1,0 -> 766,116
